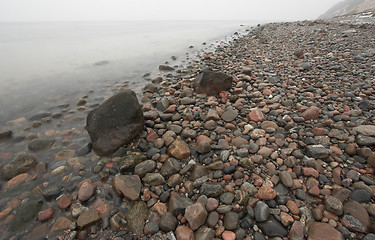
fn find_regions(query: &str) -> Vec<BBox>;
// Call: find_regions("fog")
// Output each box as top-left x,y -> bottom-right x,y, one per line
0,0 -> 343,22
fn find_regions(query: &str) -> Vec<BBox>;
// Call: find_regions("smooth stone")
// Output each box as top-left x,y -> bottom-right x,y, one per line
0,152 -> 37,180
185,203 -> 207,231
159,212 -> 178,232
224,211 -> 239,231
112,175 -> 142,201
255,201 -> 269,222
125,201 -> 149,235
258,216 -> 288,237
77,209 -> 100,229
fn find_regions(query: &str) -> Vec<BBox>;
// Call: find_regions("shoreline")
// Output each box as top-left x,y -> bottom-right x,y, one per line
1,13 -> 375,240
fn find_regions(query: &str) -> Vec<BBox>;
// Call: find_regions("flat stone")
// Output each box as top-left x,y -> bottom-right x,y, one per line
258,216 -> 288,237
185,203 -> 207,231
247,108 -> 265,122
206,198 -> 219,212
279,171 -> 293,188
308,222 -> 343,240
301,106 -> 320,120
0,152 -> 37,180
112,175 -> 142,201
28,139 -> 55,152
77,209 -> 100,229
134,160 -> 156,177
344,200 -> 371,230
38,208 -> 55,222
142,173 -> 165,186
57,194 -> 71,210
221,107 -> 238,122
341,215 -> 367,233
125,201 -> 149,235
350,189 -> 372,203
160,158 -> 181,177
325,195 -> 343,216
353,125 -> 375,136
201,182 -> 224,197
255,201 -> 269,222
224,211 -> 239,230
207,211 -> 219,227
306,145 -> 329,159
195,226 -> 215,240
78,181 -> 96,202
50,216 -> 73,234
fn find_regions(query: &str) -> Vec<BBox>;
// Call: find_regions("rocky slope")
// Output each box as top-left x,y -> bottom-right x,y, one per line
319,0 -> 375,19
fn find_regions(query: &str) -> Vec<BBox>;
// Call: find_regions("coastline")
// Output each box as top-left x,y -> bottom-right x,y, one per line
1,13 -> 375,240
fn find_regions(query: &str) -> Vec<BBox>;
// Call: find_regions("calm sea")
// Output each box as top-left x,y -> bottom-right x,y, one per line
0,20 -> 259,125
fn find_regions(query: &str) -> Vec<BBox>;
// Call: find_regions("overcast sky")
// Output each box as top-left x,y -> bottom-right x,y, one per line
0,0 -> 343,22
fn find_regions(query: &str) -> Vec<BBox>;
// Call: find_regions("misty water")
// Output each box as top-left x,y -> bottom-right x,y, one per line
0,20 -> 259,126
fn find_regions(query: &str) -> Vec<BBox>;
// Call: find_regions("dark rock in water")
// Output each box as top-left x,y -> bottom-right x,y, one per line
86,90 -> 144,156
43,186 -> 64,201
0,131 -> 12,141
359,100 -> 372,111
159,65 -> 175,71
28,139 -> 55,152
0,152 -> 37,180
8,199 -> 43,231
118,152 -> 147,173
28,112 -> 51,121
125,201 -> 149,235
76,143 -> 92,156
258,216 -> 288,237
193,70 -> 233,96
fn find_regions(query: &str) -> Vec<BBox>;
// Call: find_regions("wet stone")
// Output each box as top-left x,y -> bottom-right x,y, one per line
125,201 -> 149,235
134,160 -> 156,177
0,152 -> 37,180
78,181 -> 96,202
112,175 -> 142,201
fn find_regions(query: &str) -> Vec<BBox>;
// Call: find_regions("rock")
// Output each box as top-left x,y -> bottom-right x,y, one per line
76,143 -> 92,156
112,175 -> 142,201
221,107 -> 238,122
350,189 -> 372,203
206,198 -> 219,212
306,145 -> 329,159
143,83 -> 158,93
175,225 -> 194,240
364,234 -> 375,240
185,203 -> 207,231
189,163 -> 209,181
201,182 -> 224,197
78,181 -> 96,202
160,158 -> 181,177
247,108 -> 265,122
193,70 -> 233,95
86,90 -> 144,156
207,211 -> 219,227
159,212 -> 178,232
168,139 -> 190,160
144,220 -> 159,235
195,226 -> 215,240
257,185 -> 277,200
325,195 -> 343,216
118,152 -> 147,172
356,135 -> 375,146
220,192 -> 235,205
353,125 -> 375,136
279,171 -> 293,188
224,211 -> 239,230
28,139 -> 55,152
301,106 -> 320,120
196,140 -> 211,153
280,212 -> 294,227
0,131 -> 12,141
77,209 -> 100,229
57,194 -> 71,210
308,222 -> 343,240
8,199 -> 43,231
168,192 -> 193,216
286,200 -> 300,215
125,201 -> 149,235
289,221 -> 306,239
341,215 -> 367,233
344,200 -> 371,230
222,230 -> 236,240
258,216 -> 288,237
0,152 -> 37,180
142,173 -> 165,186
159,65 -> 174,71
50,216 -> 73,234
255,201 -> 269,222
134,160 -> 156,177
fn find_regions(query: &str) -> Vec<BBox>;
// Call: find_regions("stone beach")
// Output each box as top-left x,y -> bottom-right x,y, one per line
0,11 -> 375,240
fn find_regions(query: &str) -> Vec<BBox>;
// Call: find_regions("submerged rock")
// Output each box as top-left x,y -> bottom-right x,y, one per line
0,152 -> 37,180
86,90 -> 144,156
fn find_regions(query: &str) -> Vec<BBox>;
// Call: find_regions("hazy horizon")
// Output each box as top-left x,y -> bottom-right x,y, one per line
0,0 -> 343,22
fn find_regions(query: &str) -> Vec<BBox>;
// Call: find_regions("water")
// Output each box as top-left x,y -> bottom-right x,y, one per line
0,20 -> 259,125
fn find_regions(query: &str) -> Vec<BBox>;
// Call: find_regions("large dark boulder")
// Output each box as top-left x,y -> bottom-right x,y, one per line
193,70 -> 233,96
86,90 -> 144,156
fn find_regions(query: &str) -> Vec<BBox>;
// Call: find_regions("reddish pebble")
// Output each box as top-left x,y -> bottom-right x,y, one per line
222,230 -> 236,240
38,208 -> 55,222
57,194 -> 72,210
257,185 -> 277,200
